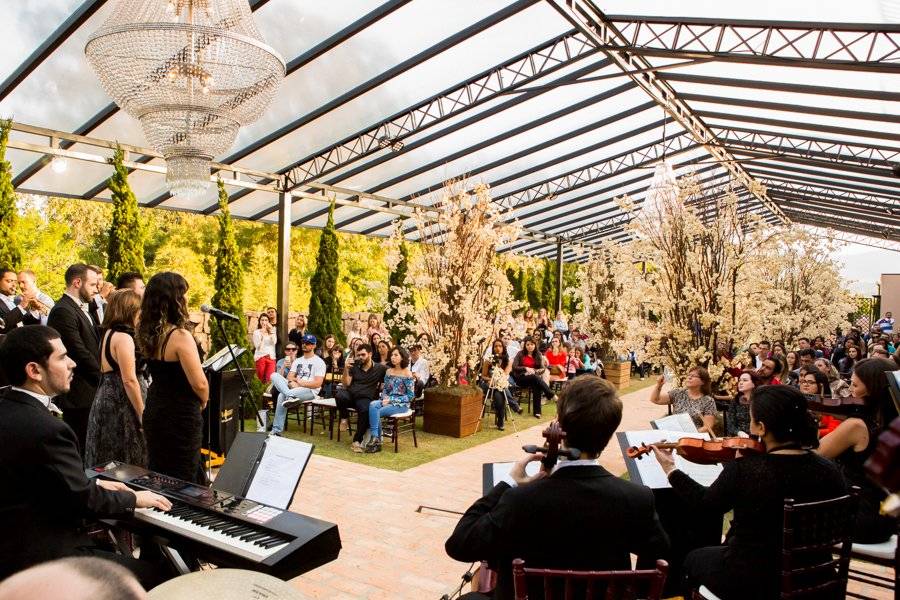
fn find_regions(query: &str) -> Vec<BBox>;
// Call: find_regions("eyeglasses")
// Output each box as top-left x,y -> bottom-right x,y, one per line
285,347 -> 298,352
800,379 -> 818,385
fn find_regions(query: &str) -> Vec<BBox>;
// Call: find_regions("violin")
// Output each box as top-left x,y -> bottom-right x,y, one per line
522,420 -> 581,471
804,393 -> 866,418
627,436 -> 765,465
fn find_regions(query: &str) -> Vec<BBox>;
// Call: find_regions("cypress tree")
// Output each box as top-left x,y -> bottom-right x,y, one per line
106,145 -> 146,282
385,240 -> 414,344
0,119 -> 22,270
505,267 -> 518,298
308,200 -> 343,343
526,268 -> 542,310
210,179 -> 248,354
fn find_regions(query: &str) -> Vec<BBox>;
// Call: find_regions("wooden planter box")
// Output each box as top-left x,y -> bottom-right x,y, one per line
423,386 -> 484,438
603,361 -> 632,389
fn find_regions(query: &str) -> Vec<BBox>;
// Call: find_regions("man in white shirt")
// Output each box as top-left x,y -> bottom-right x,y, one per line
268,334 -> 325,436
16,270 -> 54,326
0,268 -> 41,333
409,344 -> 430,397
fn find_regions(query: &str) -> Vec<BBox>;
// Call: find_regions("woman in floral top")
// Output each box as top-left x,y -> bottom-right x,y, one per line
649,366 -> 717,434
366,346 -> 414,453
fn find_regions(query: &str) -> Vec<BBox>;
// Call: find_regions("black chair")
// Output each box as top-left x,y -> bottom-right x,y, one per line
512,558 -> 668,600
846,525 -> 897,600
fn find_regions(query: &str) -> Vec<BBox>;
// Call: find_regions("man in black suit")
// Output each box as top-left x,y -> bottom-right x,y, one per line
0,267 -> 40,333
445,376 -> 670,600
47,263 -> 102,452
0,325 -> 171,586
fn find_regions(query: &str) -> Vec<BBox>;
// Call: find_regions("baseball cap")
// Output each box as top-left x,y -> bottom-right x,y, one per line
301,333 -> 317,345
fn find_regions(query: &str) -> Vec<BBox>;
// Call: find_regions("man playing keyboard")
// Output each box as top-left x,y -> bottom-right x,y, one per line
0,326 -> 172,589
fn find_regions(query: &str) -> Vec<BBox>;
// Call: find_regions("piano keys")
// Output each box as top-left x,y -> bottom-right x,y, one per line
87,462 -> 340,580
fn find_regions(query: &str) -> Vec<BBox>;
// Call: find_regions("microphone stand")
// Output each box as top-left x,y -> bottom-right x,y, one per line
211,316 -> 262,432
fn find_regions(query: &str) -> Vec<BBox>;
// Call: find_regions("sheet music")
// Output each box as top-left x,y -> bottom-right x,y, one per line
491,461 -> 541,486
245,436 -> 313,509
651,413 -> 698,433
624,429 -> 723,489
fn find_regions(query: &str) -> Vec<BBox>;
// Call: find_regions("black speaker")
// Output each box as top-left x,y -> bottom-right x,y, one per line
202,368 -> 251,455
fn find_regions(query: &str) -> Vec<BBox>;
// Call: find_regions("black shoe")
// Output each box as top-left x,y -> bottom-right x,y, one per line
497,425 -> 505,431
365,441 -> 382,454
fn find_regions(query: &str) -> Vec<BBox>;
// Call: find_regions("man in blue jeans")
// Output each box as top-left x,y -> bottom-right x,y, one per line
268,334 -> 325,436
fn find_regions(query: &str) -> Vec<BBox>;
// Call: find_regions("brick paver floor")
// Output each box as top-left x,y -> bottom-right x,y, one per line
284,383 -> 892,599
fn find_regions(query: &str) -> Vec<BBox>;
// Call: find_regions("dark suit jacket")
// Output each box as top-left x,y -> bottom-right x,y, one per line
445,465 -> 670,600
47,294 -> 100,410
0,298 -> 40,333
0,388 -> 135,579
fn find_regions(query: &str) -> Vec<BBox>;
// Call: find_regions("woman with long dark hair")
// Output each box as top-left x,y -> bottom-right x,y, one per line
85,289 -> 147,467
374,339 -> 391,365
137,272 -> 209,484
817,357 -> 897,543
512,337 -> 554,418
837,343 -> 859,380
652,385 -> 846,599
480,339 -> 517,430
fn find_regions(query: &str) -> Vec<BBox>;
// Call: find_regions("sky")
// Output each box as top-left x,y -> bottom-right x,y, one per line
834,244 -> 898,296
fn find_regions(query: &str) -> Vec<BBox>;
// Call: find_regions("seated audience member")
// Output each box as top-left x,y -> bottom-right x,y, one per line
365,347 -> 415,453
267,334 -> 325,436
787,348 -> 816,386
871,344 -> 890,359
797,337 -> 823,358
115,271 -> 145,296
16,269 -> 55,325
366,313 -> 389,338
814,357 -> 851,399
797,365 -> 829,398
781,350 -> 797,382
409,344 -> 430,398
565,344 -> 583,379
511,337 -> 554,418
0,326 -> 171,587
273,342 -> 297,380
315,333 -> 338,359
754,355 -> 782,385
322,343 -> 344,398
649,367 -> 717,434
501,330 -> 521,361
336,344 -> 387,453
480,340 -> 518,431
552,310 -> 568,337
0,557 -> 147,600
0,267 -> 41,333
543,337 -> 567,382
446,376 -> 669,600
817,357 -> 897,543
373,339 -> 391,365
652,385 -> 846,599
723,371 -> 754,436
837,343 -> 859,380
252,313 -> 277,383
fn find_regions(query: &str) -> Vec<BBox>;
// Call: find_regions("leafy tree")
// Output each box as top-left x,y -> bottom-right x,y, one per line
385,240 -> 415,344
209,179 -> 249,354
526,267 -> 542,309
0,119 -> 23,270
106,146 -> 146,282
307,201 -> 343,343
541,258 -> 557,312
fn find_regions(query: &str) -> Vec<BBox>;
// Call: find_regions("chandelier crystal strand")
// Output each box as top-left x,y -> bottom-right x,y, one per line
85,0 -> 285,197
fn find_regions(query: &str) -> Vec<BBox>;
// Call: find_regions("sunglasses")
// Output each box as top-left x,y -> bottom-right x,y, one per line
285,347 -> 298,351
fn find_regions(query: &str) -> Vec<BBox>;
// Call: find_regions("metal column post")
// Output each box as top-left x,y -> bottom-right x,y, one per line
276,191 -> 291,344
556,240 -> 564,314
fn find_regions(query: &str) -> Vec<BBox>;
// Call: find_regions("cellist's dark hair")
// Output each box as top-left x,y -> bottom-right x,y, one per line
557,375 -> 622,456
750,385 -> 819,448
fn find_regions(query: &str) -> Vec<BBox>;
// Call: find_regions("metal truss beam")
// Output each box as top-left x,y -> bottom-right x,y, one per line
0,0 -> 108,102
278,30 -> 598,192
711,127 -> 900,171
604,15 -> 900,73
288,72 -> 631,226
546,0 -> 788,223
781,207 -> 900,241
682,93 -> 900,125
797,224 -> 900,253
759,180 -> 900,213
771,194 -> 900,230
698,110 -> 900,144
746,166 -> 900,200
660,73 -> 900,103
723,148 -> 895,180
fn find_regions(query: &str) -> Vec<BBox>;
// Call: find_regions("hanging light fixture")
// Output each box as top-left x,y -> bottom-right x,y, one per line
85,0 -> 285,197
641,160 -> 678,223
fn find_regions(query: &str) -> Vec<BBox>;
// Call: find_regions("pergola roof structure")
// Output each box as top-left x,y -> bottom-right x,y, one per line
2,0 -> 899,264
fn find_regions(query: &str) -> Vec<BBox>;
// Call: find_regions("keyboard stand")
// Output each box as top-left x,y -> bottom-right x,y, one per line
160,545 -> 192,576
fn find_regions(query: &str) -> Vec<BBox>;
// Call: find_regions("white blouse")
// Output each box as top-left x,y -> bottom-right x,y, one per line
252,328 -> 277,361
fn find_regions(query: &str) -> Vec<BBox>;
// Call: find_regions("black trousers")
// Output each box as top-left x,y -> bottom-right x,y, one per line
63,407 -> 91,459
682,545 -> 775,600
335,389 -> 376,444
512,374 -> 553,414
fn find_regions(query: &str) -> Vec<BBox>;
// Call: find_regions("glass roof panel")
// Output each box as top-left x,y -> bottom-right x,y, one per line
0,0 -> 86,83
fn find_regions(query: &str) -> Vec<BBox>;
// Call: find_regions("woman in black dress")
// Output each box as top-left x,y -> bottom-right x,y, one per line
652,385 -> 847,599
137,272 -> 209,484
817,356 -> 897,543
85,289 -> 147,467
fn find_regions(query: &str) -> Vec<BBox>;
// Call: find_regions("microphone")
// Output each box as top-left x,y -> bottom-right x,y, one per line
200,304 -> 240,322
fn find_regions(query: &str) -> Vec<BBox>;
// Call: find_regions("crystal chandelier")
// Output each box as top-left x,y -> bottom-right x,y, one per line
85,0 -> 285,197
641,160 -> 679,223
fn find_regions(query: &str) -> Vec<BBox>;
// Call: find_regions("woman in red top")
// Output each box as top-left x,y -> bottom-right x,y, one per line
512,337 -> 554,418
544,337 -> 567,382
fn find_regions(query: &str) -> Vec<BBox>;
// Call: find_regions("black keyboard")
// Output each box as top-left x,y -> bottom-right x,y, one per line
88,462 -> 340,580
